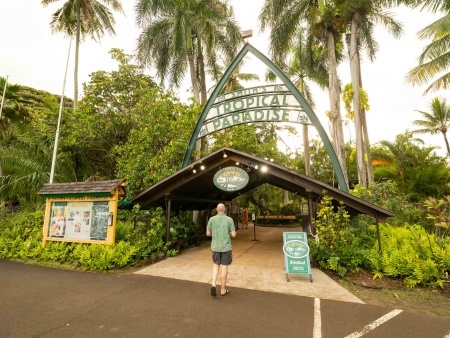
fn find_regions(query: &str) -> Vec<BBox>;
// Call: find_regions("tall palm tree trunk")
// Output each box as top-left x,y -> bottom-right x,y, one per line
186,29 -> 200,103
298,79 -> 311,176
442,132 -> 450,155
349,12 -> 366,187
197,40 -> 208,155
358,51 -> 374,184
73,4 -> 81,111
326,30 -> 348,186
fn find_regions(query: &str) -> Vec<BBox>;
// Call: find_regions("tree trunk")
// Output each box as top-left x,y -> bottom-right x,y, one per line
349,12 -> 366,187
442,131 -> 450,156
186,29 -> 200,103
358,50 -> 374,184
298,79 -> 311,176
326,30 -> 348,186
73,5 -> 81,111
197,40 -> 207,105
197,39 -> 208,155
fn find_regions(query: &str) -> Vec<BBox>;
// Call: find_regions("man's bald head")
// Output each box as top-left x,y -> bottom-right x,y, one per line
217,203 -> 226,214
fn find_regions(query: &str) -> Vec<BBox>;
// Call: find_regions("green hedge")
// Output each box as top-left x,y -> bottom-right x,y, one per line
0,209 -> 170,272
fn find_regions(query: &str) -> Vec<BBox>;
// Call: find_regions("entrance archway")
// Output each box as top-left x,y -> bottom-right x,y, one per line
182,43 -> 348,192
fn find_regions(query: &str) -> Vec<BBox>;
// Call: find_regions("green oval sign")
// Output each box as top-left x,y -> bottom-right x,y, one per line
213,166 -> 249,192
283,240 -> 309,259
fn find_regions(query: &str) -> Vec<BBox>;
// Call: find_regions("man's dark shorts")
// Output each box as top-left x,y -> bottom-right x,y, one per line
212,250 -> 232,265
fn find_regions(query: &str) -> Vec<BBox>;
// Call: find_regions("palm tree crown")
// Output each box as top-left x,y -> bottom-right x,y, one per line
412,97 -> 450,156
41,0 -> 124,109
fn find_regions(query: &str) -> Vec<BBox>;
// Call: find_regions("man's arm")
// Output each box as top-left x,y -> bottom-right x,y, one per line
230,230 -> 236,238
206,229 -> 211,236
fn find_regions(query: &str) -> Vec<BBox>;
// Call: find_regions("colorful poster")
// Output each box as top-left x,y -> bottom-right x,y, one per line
65,201 -> 92,240
48,201 -> 110,242
49,202 -> 68,238
90,201 -> 110,240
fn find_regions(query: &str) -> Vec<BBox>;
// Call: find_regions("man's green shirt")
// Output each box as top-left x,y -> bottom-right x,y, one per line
207,214 -> 235,252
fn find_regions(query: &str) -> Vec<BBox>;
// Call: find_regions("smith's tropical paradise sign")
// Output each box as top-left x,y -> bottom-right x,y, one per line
198,84 -> 311,138
213,166 -> 249,192
283,232 -> 313,282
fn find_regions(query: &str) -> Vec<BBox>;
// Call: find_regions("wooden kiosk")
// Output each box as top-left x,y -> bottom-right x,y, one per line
38,179 -> 126,245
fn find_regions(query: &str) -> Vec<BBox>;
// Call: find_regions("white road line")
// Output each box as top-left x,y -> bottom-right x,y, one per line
313,298 -> 321,338
344,309 -> 403,338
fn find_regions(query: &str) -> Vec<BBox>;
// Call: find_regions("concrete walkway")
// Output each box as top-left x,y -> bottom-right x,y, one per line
135,224 -> 363,304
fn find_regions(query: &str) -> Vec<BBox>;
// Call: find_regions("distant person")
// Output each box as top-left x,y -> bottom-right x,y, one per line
206,203 -> 236,296
241,207 -> 249,229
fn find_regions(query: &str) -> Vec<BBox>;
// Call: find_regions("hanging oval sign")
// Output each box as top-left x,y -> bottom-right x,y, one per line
213,166 -> 249,192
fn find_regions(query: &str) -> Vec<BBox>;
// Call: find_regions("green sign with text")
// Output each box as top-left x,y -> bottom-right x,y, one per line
283,232 -> 313,282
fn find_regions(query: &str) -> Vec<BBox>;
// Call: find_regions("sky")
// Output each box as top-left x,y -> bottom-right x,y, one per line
0,1 -> 447,155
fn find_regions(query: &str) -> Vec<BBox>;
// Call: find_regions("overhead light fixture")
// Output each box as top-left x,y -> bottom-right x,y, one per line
200,165 -> 205,170
223,151 -> 227,158
193,169 -> 197,174
270,158 -> 274,162
254,165 -> 259,169
261,166 -> 268,173
236,162 -> 240,166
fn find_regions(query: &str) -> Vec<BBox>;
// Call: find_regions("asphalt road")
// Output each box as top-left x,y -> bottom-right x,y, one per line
0,259 -> 449,338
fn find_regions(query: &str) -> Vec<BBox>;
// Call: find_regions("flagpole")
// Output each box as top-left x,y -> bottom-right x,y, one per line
0,75 -> 9,119
50,39 -> 72,184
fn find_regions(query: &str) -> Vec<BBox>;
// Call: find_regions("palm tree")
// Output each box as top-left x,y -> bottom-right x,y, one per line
41,0 -> 124,110
412,97 -> 450,156
339,0 -> 403,187
135,0 -> 242,104
260,0 -> 349,186
405,12 -> 450,94
208,56 -> 260,94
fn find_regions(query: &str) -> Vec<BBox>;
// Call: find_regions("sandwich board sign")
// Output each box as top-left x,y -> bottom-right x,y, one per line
283,232 -> 313,282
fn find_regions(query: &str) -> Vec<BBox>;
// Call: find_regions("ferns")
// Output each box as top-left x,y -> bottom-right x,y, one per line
365,224 -> 450,288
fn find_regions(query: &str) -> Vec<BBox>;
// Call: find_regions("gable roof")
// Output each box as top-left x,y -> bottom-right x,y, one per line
132,148 -> 394,221
38,179 -> 126,197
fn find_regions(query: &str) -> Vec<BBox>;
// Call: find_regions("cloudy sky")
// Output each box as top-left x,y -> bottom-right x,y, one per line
0,1 -> 446,155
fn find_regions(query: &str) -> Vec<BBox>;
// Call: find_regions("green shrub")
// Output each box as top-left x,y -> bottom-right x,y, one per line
0,208 -> 168,272
364,224 -> 450,288
309,194 -> 369,276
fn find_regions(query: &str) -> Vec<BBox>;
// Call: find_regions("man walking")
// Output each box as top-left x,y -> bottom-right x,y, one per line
206,203 -> 236,296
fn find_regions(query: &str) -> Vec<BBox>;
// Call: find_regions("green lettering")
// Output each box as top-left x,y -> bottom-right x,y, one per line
270,95 -> 280,106
213,120 -> 221,130
262,95 -> 269,106
233,98 -> 244,111
245,97 -> 254,108
282,110 -> 289,121
231,113 -> 241,124
222,116 -> 231,127
224,102 -> 231,113
255,109 -> 264,120
271,109 -> 280,121
243,111 -> 253,122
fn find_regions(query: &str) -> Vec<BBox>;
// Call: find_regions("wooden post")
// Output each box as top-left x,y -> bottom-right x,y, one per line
166,198 -> 172,243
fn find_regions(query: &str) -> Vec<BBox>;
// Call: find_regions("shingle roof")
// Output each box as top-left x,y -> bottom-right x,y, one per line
38,179 -> 125,196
